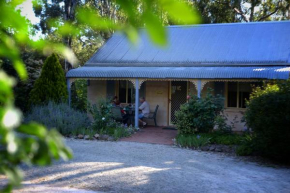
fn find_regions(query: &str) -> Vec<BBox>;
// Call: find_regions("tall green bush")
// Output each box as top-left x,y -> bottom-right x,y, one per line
175,91 -> 224,134
244,80 -> 290,162
29,54 -> 67,105
71,79 -> 87,112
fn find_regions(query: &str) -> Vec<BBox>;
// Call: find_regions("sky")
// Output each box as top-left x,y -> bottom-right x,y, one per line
18,0 -> 39,24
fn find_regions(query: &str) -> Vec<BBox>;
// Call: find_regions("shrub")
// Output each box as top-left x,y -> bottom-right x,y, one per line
88,98 -> 113,132
71,79 -> 87,112
244,80 -> 290,162
88,98 -> 138,139
214,114 -> 232,134
236,134 -> 255,156
174,90 -> 224,134
176,134 -> 211,148
25,101 -> 90,135
113,125 -> 136,140
208,132 -> 243,145
29,54 -> 67,105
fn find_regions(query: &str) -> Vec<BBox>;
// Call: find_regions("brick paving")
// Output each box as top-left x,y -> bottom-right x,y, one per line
121,127 -> 177,145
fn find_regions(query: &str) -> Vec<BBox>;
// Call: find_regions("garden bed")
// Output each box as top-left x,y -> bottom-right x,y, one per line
174,132 -> 250,155
66,126 -> 139,141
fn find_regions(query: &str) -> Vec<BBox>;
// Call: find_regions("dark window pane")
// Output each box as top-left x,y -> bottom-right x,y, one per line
214,82 -> 225,96
228,92 -> 237,107
239,82 -> 251,92
139,82 -> 146,100
119,81 -> 126,103
227,82 -> 237,107
239,92 -> 250,108
128,81 -> 134,103
239,82 -> 252,108
106,80 -> 115,99
128,88 -> 132,103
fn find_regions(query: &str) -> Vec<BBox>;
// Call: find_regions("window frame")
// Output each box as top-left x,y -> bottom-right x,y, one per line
117,80 -> 137,104
117,80 -> 130,104
226,82 -> 251,109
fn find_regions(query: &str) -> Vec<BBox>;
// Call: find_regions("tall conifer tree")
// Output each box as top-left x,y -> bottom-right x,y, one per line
29,54 -> 68,105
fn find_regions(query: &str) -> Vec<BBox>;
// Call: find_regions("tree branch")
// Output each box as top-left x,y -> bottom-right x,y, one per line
258,7 -> 280,21
234,8 -> 249,22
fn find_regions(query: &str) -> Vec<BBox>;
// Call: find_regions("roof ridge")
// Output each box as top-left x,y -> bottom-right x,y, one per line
166,20 -> 290,28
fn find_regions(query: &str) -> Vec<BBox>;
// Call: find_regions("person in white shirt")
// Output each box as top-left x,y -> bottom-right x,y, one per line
138,97 -> 150,126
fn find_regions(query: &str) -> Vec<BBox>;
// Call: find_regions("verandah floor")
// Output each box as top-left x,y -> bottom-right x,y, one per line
121,126 -> 177,145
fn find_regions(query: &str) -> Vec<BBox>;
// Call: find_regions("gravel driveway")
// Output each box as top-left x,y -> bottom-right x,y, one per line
14,139 -> 290,193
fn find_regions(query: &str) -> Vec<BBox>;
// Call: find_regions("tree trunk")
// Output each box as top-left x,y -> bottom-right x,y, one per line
288,2 -> 290,19
64,0 -> 77,72
249,0 -> 255,22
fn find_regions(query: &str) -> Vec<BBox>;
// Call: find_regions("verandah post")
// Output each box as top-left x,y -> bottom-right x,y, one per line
67,78 -> 71,107
134,78 -> 139,128
197,79 -> 201,98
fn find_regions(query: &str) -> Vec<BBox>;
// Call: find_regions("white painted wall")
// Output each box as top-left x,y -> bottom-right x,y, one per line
145,81 -> 169,126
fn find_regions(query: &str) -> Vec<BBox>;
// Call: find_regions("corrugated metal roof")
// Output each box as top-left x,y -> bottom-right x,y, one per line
66,66 -> 290,79
86,21 -> 290,67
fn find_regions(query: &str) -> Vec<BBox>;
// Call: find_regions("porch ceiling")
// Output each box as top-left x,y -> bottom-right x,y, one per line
66,66 -> 290,80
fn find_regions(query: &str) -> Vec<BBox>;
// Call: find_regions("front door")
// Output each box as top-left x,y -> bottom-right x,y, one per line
169,81 -> 188,125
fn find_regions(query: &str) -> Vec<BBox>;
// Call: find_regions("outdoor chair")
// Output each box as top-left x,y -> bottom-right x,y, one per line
144,105 -> 159,126
111,107 -> 127,123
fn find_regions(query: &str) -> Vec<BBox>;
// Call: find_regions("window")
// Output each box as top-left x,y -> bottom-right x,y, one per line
227,82 -> 257,108
119,81 -> 127,103
238,83 -> 251,108
118,81 -> 146,104
227,82 -> 238,107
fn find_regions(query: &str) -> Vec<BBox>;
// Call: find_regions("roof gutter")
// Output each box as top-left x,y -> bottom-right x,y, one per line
84,62 -> 290,67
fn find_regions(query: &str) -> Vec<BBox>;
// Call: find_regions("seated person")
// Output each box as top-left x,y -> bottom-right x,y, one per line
138,97 -> 150,126
114,97 -> 129,124
112,96 -> 118,106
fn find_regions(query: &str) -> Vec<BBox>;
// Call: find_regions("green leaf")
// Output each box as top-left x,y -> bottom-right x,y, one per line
143,11 -> 167,46
13,60 -> 27,80
124,26 -> 139,45
116,0 -> 137,19
56,23 -> 81,36
158,0 -> 201,24
32,141 -> 51,166
2,166 -> 23,186
76,8 -> 118,31
9,0 -> 26,7
17,123 -> 47,138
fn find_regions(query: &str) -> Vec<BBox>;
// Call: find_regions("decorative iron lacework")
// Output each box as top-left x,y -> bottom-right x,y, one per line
68,78 -> 263,90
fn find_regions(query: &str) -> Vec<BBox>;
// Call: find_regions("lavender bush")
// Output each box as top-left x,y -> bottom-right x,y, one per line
25,101 -> 90,135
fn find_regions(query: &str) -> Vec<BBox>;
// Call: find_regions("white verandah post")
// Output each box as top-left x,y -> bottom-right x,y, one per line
134,78 -> 139,128
197,79 -> 202,98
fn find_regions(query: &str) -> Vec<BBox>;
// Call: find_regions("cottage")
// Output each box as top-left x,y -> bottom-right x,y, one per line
66,21 -> 290,131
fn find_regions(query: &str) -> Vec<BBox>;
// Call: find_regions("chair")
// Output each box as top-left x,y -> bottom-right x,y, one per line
144,105 -> 159,126
111,107 -> 126,123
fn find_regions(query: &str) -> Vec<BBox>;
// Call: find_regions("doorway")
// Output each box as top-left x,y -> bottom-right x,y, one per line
169,81 -> 188,125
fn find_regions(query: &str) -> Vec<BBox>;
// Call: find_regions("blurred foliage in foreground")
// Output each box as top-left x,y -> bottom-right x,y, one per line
0,0 -> 200,192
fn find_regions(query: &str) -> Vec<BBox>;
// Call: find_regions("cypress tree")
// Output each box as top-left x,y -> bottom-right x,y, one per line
29,53 -> 68,105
